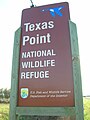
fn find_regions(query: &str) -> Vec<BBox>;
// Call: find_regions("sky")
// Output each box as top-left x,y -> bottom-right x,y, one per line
0,0 -> 90,96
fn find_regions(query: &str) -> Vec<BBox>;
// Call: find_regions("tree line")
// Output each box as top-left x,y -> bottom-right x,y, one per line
0,88 -> 10,103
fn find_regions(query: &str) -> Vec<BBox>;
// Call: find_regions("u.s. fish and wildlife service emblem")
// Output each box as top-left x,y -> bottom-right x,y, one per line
21,88 -> 29,99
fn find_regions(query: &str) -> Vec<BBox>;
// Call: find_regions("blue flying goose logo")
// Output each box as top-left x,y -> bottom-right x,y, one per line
42,6 -> 64,17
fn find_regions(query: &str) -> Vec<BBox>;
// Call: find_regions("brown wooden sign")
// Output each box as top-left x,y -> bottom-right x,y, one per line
17,2 -> 75,107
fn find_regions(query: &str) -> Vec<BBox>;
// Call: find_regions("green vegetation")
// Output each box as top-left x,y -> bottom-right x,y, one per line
0,98 -> 90,120
0,89 -> 10,103
0,104 -> 9,120
84,98 -> 90,120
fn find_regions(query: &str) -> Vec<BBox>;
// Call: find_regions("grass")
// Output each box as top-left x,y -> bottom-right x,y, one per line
84,97 -> 90,120
0,104 -> 9,120
0,98 -> 90,120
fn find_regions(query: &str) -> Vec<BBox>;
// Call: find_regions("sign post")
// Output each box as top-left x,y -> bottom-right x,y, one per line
9,2 -> 84,120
